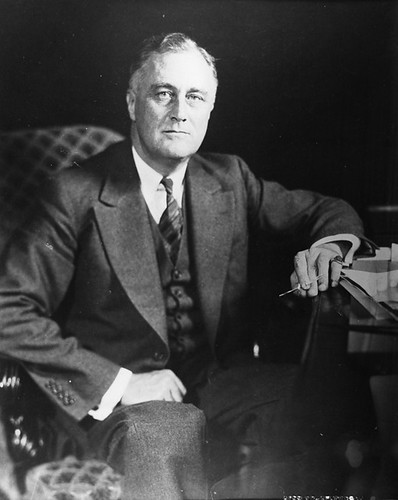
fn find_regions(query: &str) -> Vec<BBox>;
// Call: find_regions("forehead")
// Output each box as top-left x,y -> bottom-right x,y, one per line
141,50 -> 217,93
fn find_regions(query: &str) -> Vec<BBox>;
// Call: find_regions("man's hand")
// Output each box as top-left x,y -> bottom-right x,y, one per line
120,369 -> 187,405
289,242 -> 348,298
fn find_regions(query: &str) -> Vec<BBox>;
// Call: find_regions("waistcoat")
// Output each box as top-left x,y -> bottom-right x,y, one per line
147,204 -> 213,387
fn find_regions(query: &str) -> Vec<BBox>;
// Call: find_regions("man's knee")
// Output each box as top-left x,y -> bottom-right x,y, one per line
98,402 -> 203,466
124,401 -> 206,450
117,402 -> 207,498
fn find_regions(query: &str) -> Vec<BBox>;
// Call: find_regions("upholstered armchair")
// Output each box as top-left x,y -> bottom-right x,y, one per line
0,125 -> 124,499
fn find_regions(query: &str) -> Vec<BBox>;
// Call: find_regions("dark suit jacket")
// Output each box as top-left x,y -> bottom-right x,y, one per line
0,140 -> 366,421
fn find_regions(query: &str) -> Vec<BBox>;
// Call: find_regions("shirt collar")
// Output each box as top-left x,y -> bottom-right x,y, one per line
132,146 -> 188,195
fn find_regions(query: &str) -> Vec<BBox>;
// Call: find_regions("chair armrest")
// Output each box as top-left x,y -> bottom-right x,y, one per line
0,357 -> 51,466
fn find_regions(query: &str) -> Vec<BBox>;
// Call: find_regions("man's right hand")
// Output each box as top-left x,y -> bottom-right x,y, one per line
120,369 -> 187,405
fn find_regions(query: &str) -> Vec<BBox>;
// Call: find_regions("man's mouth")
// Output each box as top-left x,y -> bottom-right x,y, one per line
163,130 -> 189,135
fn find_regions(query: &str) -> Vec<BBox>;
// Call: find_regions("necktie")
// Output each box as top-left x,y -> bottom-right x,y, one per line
159,177 -> 183,264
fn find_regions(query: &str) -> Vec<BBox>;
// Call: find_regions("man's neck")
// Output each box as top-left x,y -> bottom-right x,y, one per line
132,143 -> 189,177
150,161 -> 185,178
132,146 -> 188,183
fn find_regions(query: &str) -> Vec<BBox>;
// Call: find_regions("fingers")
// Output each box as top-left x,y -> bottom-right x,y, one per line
172,371 -> 187,396
167,371 -> 187,402
121,369 -> 187,405
291,247 -> 345,297
293,250 -> 310,288
167,386 -> 184,402
293,250 -> 319,297
158,370 -> 186,402
330,256 -> 344,287
316,252 -> 330,292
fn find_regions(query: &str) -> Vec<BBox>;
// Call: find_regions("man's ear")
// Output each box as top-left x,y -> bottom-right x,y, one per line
126,91 -> 136,122
209,91 -> 217,113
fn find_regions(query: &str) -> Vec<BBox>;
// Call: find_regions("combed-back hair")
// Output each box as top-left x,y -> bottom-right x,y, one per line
127,32 -> 218,91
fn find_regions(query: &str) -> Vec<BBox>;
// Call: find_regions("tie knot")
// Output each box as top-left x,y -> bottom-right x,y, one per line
161,177 -> 173,195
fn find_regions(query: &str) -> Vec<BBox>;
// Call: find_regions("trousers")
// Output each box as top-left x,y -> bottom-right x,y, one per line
87,360 -> 299,500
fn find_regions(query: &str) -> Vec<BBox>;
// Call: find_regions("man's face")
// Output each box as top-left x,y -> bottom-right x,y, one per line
127,49 -> 217,171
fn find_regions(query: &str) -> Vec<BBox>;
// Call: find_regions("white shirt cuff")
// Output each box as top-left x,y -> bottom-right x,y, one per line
310,234 -> 361,265
88,367 -> 132,421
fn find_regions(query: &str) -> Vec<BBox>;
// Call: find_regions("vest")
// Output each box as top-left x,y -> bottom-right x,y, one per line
147,204 -> 214,389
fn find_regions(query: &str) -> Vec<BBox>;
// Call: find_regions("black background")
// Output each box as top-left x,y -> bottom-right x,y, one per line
1,0 -> 397,230
0,5 -> 396,486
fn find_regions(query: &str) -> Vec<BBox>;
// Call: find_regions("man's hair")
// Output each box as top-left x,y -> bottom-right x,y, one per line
127,32 -> 218,92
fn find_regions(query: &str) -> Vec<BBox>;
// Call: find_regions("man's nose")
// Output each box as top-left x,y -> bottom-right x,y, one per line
170,97 -> 187,122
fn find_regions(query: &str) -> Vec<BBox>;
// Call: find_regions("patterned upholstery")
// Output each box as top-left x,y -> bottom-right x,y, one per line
24,456 -> 122,500
0,125 -> 124,236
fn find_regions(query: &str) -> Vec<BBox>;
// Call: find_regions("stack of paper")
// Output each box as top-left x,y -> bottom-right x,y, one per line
340,243 -> 398,322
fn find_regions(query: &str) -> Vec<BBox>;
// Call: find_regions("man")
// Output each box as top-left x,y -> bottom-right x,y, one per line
0,33 -> 373,499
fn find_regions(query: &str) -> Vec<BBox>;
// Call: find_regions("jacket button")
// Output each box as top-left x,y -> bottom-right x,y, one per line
45,379 -> 56,390
172,269 -> 182,280
153,351 -> 165,361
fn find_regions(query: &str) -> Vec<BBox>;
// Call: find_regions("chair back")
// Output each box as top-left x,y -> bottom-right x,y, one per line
0,125 -> 124,237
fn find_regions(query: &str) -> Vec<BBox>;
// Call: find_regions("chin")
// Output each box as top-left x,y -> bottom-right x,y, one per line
163,147 -> 197,161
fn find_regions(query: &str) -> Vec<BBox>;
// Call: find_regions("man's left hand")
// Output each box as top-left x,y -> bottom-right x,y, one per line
290,242 -> 347,298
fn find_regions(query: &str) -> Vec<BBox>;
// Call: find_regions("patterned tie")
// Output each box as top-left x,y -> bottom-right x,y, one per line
159,177 -> 183,264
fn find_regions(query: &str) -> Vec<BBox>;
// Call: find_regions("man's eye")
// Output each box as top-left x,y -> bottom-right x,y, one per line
187,94 -> 204,102
156,91 -> 173,101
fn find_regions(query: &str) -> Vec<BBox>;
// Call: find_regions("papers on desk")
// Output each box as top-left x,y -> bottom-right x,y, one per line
344,244 -> 398,361
340,244 -> 398,322
357,243 -> 398,262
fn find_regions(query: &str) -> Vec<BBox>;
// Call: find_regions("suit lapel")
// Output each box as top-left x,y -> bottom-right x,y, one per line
94,144 -> 167,344
186,157 -> 235,347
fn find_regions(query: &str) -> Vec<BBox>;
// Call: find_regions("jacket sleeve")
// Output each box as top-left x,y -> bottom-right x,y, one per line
0,173 -> 120,421
236,156 -> 372,249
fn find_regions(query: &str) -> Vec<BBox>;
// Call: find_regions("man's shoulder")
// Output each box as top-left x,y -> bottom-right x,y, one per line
193,151 -> 242,167
191,151 -> 255,191
192,151 -> 248,177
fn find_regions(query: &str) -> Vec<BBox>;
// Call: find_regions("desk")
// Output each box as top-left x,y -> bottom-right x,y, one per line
302,287 -> 398,497
303,286 -> 398,371
214,288 -> 395,498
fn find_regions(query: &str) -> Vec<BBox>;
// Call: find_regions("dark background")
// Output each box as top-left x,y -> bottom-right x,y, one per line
0,4 -> 395,486
0,0 -> 397,234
